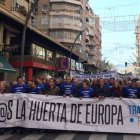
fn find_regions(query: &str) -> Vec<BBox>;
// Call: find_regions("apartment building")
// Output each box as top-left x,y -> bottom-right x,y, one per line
0,0 -> 80,80
136,14 -> 140,66
135,14 -> 140,77
33,0 -> 102,73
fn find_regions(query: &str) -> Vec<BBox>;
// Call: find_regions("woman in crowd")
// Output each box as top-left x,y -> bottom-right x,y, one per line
110,80 -> 123,98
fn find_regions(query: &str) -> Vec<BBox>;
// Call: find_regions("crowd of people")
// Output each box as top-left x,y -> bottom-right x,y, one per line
0,76 -> 140,99
0,75 -> 140,134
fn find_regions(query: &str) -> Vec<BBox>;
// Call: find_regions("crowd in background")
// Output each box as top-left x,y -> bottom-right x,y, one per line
0,76 -> 140,99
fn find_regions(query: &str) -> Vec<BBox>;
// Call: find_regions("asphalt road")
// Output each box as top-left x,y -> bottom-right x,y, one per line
0,131 -> 139,140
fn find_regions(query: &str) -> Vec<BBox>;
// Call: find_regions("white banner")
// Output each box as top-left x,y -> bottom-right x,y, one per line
70,71 -> 119,79
0,94 -> 140,134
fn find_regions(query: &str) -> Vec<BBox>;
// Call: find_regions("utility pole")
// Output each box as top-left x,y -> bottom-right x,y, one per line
20,0 -> 39,77
125,62 -> 127,74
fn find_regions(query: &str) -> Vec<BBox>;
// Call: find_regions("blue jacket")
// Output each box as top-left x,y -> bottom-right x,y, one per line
11,84 -> 27,93
123,86 -> 138,98
60,82 -> 75,96
78,87 -> 94,98
28,87 -> 41,94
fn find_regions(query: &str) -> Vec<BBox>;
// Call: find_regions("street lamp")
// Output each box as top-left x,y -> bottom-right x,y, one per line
69,29 -> 87,76
20,0 -> 39,77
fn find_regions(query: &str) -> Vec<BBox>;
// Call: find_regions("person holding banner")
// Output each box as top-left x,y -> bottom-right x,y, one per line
27,81 -> 43,94
0,81 -> 4,94
78,80 -> 94,98
110,80 -> 123,98
122,80 -> 138,98
46,78 -> 60,96
10,77 -> 28,134
35,77 -> 45,94
95,78 -> 111,99
11,76 -> 27,94
60,76 -> 75,97
0,81 -> 9,135
136,80 -> 140,98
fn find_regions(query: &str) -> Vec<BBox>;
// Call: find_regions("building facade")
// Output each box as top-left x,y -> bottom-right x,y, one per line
136,14 -> 140,66
33,0 -> 102,73
135,14 -> 140,77
0,0 -> 80,81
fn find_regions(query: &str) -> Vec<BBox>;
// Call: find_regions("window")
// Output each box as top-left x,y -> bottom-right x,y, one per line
0,0 -> 5,4
32,44 -> 45,59
42,4 -> 48,13
46,50 -> 53,61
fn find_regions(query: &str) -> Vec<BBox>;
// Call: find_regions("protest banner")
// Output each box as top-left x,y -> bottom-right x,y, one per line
70,71 -> 119,80
0,94 -> 139,134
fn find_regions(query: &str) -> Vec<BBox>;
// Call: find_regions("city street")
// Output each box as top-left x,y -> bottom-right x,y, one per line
0,131 -> 139,140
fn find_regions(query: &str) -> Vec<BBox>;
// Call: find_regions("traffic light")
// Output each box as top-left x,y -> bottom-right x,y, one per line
125,62 -> 127,67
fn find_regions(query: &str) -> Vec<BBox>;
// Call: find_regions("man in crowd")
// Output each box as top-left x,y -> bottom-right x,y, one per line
95,78 -> 111,99
28,81 -> 43,94
60,76 -> 75,97
11,76 -> 27,94
78,80 -> 94,98
46,78 -> 60,96
35,77 -> 45,94
122,80 -> 138,98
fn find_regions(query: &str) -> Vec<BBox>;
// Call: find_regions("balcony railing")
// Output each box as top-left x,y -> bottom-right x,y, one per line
0,0 -> 5,4
49,22 -> 81,31
54,38 -> 81,44
50,10 -> 80,17
50,0 -> 81,5
12,3 -> 28,16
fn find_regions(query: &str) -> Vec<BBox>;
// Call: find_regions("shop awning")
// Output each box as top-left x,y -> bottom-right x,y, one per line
0,56 -> 16,73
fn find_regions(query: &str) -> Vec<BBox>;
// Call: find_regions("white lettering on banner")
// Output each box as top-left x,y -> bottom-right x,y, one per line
0,94 -> 140,133
70,71 -> 118,79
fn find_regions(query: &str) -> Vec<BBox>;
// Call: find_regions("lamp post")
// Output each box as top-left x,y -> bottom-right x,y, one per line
20,0 -> 39,77
69,29 -> 87,76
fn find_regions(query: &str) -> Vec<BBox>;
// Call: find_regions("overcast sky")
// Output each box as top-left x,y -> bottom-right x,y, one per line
89,0 -> 140,67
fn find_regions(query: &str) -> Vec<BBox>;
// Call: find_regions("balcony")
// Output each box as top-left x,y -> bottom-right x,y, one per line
0,0 -> 5,4
49,22 -> 82,31
12,3 -> 28,16
50,0 -> 81,6
50,10 -> 80,17
88,51 -> 96,56
86,41 -> 97,49
55,38 -> 81,44
88,27 -> 95,36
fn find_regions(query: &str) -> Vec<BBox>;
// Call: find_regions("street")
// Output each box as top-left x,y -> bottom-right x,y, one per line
0,131 -> 139,140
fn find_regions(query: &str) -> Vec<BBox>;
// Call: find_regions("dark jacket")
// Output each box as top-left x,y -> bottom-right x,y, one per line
47,86 -> 60,96
95,85 -> 111,97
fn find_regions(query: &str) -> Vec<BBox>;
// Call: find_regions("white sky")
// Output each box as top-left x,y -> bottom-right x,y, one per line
89,0 -> 140,67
